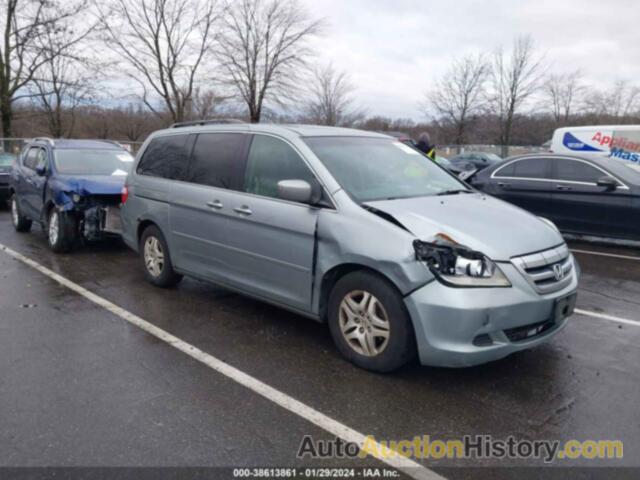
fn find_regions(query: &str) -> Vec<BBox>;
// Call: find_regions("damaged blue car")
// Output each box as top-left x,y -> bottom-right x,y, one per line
9,138 -> 134,252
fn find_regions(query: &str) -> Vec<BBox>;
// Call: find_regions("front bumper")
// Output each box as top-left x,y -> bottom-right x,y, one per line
404,259 -> 579,368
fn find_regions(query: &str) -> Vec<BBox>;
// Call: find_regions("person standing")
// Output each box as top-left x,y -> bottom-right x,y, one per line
415,132 -> 436,161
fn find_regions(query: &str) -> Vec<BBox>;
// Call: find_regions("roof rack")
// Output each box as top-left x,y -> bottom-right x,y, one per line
33,137 -> 55,146
170,119 -> 246,128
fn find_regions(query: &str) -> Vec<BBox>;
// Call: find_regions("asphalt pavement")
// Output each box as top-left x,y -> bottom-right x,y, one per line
0,208 -> 639,479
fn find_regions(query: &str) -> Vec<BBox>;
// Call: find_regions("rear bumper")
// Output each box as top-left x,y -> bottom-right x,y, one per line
404,261 -> 579,368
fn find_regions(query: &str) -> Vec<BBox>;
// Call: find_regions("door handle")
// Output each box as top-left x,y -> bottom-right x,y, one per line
497,182 -> 510,188
233,205 -> 252,216
555,185 -> 572,191
206,200 -> 223,210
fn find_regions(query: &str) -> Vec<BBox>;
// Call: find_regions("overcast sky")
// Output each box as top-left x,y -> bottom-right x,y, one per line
300,0 -> 639,120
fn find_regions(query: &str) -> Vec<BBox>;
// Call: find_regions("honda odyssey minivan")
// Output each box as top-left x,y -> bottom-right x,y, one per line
121,122 -> 579,372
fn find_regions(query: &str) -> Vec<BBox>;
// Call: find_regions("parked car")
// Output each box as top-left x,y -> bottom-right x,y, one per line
434,155 -> 468,177
470,153 -> 640,241
0,152 -> 16,204
451,152 -> 502,171
9,138 -> 134,252
121,123 -> 578,372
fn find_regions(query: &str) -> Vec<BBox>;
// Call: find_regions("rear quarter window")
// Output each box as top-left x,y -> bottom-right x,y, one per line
137,135 -> 190,180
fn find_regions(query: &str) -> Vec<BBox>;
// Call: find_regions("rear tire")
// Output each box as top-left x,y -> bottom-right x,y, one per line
10,194 -> 32,233
328,271 -> 417,373
47,207 -> 76,253
140,225 -> 183,288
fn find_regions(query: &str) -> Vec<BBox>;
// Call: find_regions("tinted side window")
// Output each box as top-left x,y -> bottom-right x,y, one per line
244,135 -> 317,200
185,133 -> 247,189
552,159 -> 603,183
496,158 -> 549,178
137,135 -> 190,180
23,148 -> 40,170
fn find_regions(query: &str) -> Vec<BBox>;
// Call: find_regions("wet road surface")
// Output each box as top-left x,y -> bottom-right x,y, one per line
0,209 -> 639,479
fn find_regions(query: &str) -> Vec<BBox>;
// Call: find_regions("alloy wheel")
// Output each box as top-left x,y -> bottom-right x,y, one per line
11,199 -> 19,226
339,290 -> 391,357
144,236 -> 165,277
48,210 -> 59,246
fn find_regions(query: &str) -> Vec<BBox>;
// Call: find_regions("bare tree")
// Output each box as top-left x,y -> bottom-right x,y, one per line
97,0 -> 222,123
584,80 -> 640,120
30,29 -> 95,138
0,0 -> 89,138
489,36 -> 546,156
114,103 -> 161,141
427,54 -> 488,145
305,63 -> 364,126
187,87 -> 229,120
544,70 -> 583,123
217,0 -> 323,123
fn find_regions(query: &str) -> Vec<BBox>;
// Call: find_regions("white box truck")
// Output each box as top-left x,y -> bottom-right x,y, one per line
550,125 -> 640,163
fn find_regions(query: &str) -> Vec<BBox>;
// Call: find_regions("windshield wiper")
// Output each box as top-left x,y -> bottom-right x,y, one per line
435,189 -> 473,196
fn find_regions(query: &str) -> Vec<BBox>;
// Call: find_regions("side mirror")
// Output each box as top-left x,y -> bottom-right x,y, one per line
35,165 -> 46,176
596,176 -> 617,191
277,179 -> 313,204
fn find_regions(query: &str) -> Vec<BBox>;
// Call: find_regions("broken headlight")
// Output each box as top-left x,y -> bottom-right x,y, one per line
413,238 -> 511,288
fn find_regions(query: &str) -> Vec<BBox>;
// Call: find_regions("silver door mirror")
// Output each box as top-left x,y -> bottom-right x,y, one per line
277,179 -> 313,204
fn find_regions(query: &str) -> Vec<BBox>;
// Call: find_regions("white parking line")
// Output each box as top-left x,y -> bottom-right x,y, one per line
575,308 -> 640,328
0,242 -> 442,480
570,249 -> 640,261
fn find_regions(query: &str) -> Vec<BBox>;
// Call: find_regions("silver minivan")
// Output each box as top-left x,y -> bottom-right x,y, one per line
121,123 -> 579,372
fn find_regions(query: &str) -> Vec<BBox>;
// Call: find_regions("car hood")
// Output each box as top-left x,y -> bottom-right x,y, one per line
55,175 -> 126,196
363,193 -> 564,261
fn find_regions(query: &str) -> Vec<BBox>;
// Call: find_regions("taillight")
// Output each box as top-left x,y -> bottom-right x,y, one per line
121,185 -> 129,204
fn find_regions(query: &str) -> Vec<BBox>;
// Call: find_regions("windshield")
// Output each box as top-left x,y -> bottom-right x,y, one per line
303,137 -> 467,202
0,153 -> 15,166
54,149 -> 134,176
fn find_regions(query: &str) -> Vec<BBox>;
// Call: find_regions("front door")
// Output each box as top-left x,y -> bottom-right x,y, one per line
218,134 -> 322,311
549,158 -> 632,238
21,147 -> 48,220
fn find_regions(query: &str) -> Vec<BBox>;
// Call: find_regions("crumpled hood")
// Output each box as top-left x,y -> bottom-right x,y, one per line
364,193 -> 564,260
55,175 -> 126,196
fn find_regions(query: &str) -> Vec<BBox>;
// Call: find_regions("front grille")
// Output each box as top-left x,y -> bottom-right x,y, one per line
504,319 -> 555,342
511,244 -> 573,294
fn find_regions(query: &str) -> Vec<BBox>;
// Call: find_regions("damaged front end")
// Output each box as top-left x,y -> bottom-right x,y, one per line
57,191 -> 123,242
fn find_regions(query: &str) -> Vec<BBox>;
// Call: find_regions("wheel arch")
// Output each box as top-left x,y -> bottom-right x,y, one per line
317,263 -> 404,323
137,219 -> 159,246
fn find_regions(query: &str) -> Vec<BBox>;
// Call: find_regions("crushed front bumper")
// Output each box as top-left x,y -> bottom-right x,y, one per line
404,259 -> 579,368
81,205 -> 123,241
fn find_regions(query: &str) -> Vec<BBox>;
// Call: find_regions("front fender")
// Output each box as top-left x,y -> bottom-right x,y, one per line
312,202 -> 434,315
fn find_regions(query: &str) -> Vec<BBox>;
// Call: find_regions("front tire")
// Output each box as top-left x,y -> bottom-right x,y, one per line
140,225 -> 182,288
47,207 -> 76,253
328,271 -> 417,372
10,194 -> 32,232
